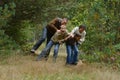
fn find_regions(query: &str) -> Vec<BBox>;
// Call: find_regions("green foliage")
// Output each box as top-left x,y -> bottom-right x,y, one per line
16,20 -> 35,45
70,0 -> 119,52
0,2 -> 15,28
0,0 -> 120,65
68,0 -> 120,65
0,1 -> 19,56
13,0 -> 76,23
114,43 -> 120,51
0,30 -> 19,56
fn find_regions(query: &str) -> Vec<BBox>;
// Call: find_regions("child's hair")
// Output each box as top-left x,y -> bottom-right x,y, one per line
61,25 -> 66,29
61,18 -> 68,25
79,25 -> 86,30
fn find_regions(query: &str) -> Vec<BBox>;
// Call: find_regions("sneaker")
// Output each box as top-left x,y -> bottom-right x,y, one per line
71,62 -> 78,65
44,55 -> 49,61
45,58 -> 48,61
30,49 -> 35,53
65,63 -> 71,66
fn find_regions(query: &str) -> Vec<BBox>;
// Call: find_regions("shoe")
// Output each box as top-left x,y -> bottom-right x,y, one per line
71,62 -> 78,65
30,49 -> 35,53
44,55 -> 49,61
65,63 -> 71,66
45,58 -> 48,61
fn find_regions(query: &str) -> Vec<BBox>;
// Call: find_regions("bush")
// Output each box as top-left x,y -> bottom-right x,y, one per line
0,30 -> 19,56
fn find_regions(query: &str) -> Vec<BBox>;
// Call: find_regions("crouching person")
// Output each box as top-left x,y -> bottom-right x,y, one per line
66,25 -> 86,65
65,34 -> 81,65
36,25 -> 69,62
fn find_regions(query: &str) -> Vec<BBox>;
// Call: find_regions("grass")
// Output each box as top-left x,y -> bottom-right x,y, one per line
0,46 -> 120,80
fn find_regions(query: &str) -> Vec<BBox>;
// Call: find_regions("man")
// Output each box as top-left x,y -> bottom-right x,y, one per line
30,17 -> 68,58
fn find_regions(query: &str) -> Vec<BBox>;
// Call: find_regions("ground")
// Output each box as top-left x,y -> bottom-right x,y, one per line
0,45 -> 120,80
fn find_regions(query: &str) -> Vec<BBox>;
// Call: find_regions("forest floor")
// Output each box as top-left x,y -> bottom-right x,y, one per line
0,45 -> 120,80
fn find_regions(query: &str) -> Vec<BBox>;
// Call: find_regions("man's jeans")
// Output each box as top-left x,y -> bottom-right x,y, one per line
66,44 -> 79,64
37,40 -> 60,61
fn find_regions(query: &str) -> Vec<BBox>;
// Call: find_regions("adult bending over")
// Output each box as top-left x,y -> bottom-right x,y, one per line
30,18 -> 68,59
36,25 -> 69,62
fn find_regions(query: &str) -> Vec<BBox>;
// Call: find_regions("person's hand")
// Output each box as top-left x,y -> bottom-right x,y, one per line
57,30 -> 60,32
59,40 -> 62,44
70,34 -> 74,38
59,40 -> 64,44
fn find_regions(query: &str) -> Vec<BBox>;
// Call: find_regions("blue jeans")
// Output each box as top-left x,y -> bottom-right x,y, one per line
32,27 -> 53,58
37,40 -> 60,60
66,43 -> 79,64
32,27 -> 47,50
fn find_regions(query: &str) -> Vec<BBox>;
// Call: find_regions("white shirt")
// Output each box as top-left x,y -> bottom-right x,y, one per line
71,27 -> 86,44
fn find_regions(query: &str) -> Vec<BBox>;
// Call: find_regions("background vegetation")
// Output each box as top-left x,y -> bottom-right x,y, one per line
0,0 -> 120,68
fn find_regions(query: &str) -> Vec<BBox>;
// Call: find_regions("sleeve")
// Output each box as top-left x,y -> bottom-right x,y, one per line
48,18 -> 59,31
63,31 -> 71,41
51,31 -> 59,42
78,31 -> 86,44
65,30 -> 70,36
71,27 -> 78,35
58,31 -> 70,43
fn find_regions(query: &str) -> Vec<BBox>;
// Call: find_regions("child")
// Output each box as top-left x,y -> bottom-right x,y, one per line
66,25 -> 86,65
65,34 -> 81,65
36,25 -> 69,62
70,25 -> 86,45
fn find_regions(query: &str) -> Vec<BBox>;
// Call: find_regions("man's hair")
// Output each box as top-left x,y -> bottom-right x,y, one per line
79,25 -> 86,30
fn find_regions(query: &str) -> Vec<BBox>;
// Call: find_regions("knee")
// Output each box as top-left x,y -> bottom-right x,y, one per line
41,37 -> 45,41
67,54 -> 71,57
75,50 -> 79,54
54,48 -> 58,53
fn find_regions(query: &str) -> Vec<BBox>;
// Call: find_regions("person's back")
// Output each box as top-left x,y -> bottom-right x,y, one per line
65,34 -> 81,45
46,18 -> 62,35
51,25 -> 69,43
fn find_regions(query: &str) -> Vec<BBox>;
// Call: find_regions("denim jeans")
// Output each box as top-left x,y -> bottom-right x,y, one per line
32,27 -> 53,58
53,43 -> 60,59
37,40 -> 60,60
66,43 -> 79,64
32,27 -> 47,50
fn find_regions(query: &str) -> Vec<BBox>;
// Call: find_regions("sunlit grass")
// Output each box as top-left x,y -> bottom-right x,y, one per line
0,47 -> 120,80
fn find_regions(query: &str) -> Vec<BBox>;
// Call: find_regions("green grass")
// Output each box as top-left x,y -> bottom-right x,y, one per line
0,54 -> 120,80
0,46 -> 120,80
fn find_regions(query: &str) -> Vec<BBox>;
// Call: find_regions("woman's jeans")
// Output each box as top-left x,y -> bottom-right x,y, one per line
31,27 -> 53,58
66,44 -> 79,64
32,27 -> 47,50
37,40 -> 60,61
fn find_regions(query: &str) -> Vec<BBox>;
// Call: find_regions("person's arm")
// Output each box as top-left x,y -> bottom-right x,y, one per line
70,27 -> 78,37
71,27 -> 78,34
58,31 -> 71,44
48,18 -> 61,31
78,31 -> 86,44
58,35 -> 70,44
